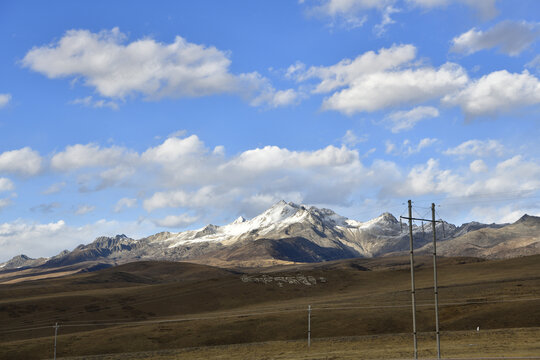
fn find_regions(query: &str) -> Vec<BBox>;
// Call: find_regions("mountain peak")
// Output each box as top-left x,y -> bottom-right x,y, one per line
515,214 -> 540,225
232,216 -> 246,224
378,212 -> 398,223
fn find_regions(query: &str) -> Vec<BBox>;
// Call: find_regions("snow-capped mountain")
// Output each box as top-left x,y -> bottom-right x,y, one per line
1,201 -> 534,270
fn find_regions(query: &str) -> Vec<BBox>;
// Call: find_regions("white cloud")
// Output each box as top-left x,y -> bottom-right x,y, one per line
152,213 -> 199,228
408,137 -> 437,154
443,70 -> 540,118
526,55 -> 540,74
0,94 -> 11,108
444,139 -> 504,157
250,88 -> 301,108
385,140 -> 396,154
384,137 -> 436,156
42,182 -> 66,195
373,5 -> 400,36
143,186 -> 222,212
290,44 -> 468,115
51,143 -> 137,171
0,147 -> 43,176
114,197 -> 137,213
384,106 -> 439,132
398,158 -> 464,196
70,96 -> 118,110
22,28 -> 290,108
322,63 -> 468,114
292,44 -> 417,93
470,205 -> 540,224
304,0 -> 394,29
0,198 -> 12,210
0,218 -> 157,262
407,0 -> 498,20
469,159 -> 488,173
0,178 -> 14,192
341,130 -> 367,147
451,21 -> 540,56
74,204 -> 95,215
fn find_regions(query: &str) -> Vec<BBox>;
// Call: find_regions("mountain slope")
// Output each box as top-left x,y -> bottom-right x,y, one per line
1,201 -> 535,270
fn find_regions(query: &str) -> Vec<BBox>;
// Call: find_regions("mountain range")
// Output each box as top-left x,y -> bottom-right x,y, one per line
2,200 -> 539,271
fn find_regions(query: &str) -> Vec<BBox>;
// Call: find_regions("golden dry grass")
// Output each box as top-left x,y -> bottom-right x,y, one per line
1,255 -> 540,359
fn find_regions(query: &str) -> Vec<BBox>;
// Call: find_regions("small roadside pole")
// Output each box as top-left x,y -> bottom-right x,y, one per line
53,322 -> 59,360
307,305 -> 311,348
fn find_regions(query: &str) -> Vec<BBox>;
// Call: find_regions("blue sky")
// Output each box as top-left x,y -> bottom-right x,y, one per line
1,0 -> 540,261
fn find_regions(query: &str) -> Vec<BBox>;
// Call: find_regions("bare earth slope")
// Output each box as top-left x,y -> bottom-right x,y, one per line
1,255 -> 540,359
416,214 -> 540,258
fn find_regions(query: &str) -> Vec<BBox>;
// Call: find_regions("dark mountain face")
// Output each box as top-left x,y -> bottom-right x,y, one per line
43,235 -> 138,267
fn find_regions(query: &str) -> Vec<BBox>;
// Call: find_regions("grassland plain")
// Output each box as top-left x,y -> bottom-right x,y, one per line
1,255 -> 540,359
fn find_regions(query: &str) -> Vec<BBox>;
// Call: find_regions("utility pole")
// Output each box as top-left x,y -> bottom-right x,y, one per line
307,305 -> 311,348
400,201 -> 445,359
53,322 -> 59,360
407,200 -> 418,360
432,203 -> 441,359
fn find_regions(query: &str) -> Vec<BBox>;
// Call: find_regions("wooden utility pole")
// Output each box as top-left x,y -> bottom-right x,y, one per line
407,200 -> 418,359
307,305 -> 311,348
400,201 -> 445,359
432,203 -> 441,359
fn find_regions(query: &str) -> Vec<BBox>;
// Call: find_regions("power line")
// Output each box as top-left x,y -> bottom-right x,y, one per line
3,296 -> 540,334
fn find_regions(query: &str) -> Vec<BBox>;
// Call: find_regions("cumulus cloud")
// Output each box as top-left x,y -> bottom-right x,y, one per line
384,106 -> 439,132
289,44 -> 468,115
398,158 -> 464,196
51,143 -> 137,171
143,187 -> 231,212
22,28 -> 290,108
114,198 -> 137,213
444,139 -> 505,157
469,159 -> 488,173
0,147 -> 43,176
451,21 -> 540,56
0,94 -> 11,108
443,70 -> 540,118
0,178 -> 14,192
322,63 -> 467,114
290,44 -> 417,93
152,213 -> 199,228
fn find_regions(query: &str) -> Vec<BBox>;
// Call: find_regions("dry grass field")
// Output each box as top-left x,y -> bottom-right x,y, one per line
1,255 -> 540,359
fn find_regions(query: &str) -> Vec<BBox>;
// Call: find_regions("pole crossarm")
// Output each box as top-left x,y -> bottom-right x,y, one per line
400,216 -> 444,223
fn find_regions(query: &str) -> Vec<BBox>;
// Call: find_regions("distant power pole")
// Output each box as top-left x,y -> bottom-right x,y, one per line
53,322 -> 59,360
307,305 -> 311,348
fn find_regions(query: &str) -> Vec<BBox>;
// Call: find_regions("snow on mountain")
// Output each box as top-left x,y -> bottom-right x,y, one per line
150,201 -> 407,257
2,200 -> 525,270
